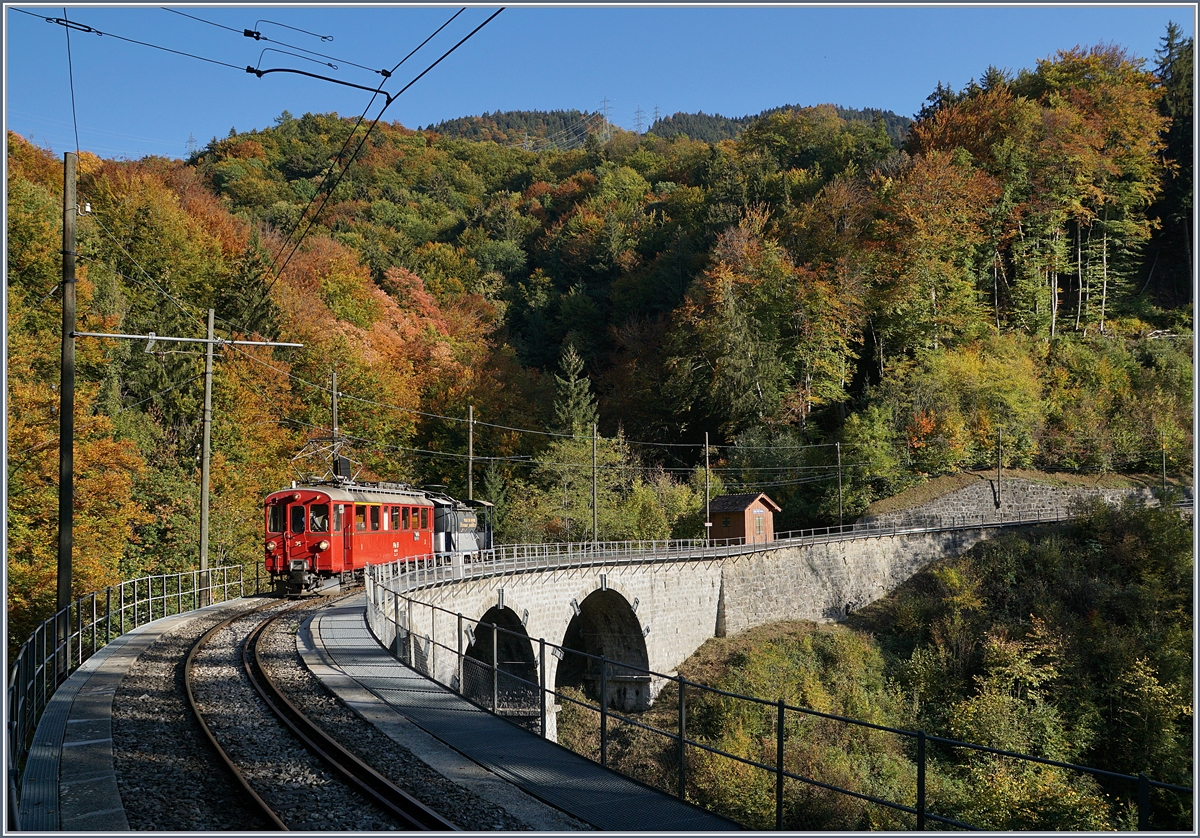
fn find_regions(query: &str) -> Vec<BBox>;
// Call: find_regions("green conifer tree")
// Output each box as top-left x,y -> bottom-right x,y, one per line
554,343 -> 599,434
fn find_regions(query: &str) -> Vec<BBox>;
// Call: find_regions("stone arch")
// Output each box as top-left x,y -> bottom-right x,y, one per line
463,605 -> 539,723
556,588 -> 650,711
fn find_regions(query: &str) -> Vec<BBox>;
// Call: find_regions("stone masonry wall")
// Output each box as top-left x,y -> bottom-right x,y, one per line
858,476 -> 1153,528
716,528 -> 997,637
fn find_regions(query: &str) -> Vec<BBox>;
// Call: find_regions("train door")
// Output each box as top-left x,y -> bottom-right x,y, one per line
352,504 -> 368,569
287,502 -> 306,562
334,504 -> 351,571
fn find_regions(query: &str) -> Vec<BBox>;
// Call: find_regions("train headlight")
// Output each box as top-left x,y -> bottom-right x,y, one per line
317,540 -> 330,551
266,540 -> 277,551
292,492 -> 302,500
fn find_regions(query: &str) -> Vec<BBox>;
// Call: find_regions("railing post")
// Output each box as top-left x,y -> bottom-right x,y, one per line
677,677 -> 686,800
491,623 -> 498,713
457,614 -> 464,695
105,587 -> 111,644
600,655 -> 608,767
407,603 -> 416,666
75,599 -> 82,669
916,730 -> 926,830
91,593 -> 97,657
1137,773 -> 1150,830
539,638 -> 547,739
393,588 -> 401,655
776,698 -> 785,830
133,578 -> 139,627
119,583 -> 125,635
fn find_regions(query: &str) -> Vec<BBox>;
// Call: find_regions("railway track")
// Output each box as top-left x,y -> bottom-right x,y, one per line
184,595 -> 457,831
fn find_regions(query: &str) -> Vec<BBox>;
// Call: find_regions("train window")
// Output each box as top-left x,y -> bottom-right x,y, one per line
420,507 -> 429,530
392,507 -> 401,530
355,505 -> 367,532
268,504 -> 285,533
370,506 -> 381,531
333,505 -> 343,533
402,507 -> 410,530
310,504 -> 329,533
382,507 -> 390,531
290,504 -> 306,534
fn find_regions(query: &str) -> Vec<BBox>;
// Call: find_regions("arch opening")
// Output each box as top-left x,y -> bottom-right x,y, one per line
556,589 -> 651,711
463,606 -> 539,723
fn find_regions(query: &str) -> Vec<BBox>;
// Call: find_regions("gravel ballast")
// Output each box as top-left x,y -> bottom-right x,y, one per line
111,592 -> 587,830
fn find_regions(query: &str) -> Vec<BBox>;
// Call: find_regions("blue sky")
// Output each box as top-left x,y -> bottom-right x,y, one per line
4,4 -> 1194,160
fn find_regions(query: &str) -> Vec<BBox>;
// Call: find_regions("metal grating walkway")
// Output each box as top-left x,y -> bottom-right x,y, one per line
310,601 -> 739,832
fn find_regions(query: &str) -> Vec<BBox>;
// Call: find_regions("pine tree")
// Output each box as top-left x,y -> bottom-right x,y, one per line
554,343 -> 599,434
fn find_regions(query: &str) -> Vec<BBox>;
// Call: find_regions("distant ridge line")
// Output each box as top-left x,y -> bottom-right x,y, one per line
425,103 -> 913,147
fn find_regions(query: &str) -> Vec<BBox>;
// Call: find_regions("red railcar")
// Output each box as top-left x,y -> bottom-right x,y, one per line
265,482 -> 434,593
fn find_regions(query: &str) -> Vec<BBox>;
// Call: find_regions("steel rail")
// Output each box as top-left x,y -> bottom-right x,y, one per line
183,600 -> 289,831
244,605 -> 458,831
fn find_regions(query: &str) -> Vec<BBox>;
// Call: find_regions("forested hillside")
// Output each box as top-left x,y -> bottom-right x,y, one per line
424,108 -> 602,148
649,103 -> 912,145
7,32 -> 1193,648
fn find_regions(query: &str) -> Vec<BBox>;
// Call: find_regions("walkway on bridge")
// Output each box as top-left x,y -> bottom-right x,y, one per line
305,599 -> 738,832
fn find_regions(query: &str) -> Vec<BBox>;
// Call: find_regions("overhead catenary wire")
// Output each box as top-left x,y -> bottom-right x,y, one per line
13,8 -> 248,72
246,7 -> 469,329
162,7 -> 394,77
260,8 -> 503,316
12,372 -> 207,459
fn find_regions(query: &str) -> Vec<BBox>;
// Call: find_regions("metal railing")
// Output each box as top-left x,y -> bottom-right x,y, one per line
365,565 -> 1192,831
6,566 -> 249,829
386,509 -> 1077,592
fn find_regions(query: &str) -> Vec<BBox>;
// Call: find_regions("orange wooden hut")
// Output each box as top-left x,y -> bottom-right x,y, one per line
708,492 -> 781,544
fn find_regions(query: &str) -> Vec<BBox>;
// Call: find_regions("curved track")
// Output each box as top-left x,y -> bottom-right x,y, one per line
184,600 -> 287,830
185,595 -> 457,831
243,605 -> 456,830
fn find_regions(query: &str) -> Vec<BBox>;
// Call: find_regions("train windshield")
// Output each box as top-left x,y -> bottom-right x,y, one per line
267,504 -> 285,533
310,504 -> 329,533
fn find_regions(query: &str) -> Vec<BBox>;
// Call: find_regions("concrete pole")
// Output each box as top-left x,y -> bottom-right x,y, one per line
58,151 -> 77,619
996,428 -> 1002,510
837,442 -> 843,528
704,433 -> 711,543
331,370 -> 339,472
468,404 -> 474,500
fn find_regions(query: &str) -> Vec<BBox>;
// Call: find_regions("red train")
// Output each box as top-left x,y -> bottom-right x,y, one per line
264,480 -> 492,594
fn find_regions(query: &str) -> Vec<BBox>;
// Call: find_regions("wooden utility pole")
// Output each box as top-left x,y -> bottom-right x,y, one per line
58,152 -> 77,619
199,310 -> 214,577
592,422 -> 598,545
468,405 -> 474,500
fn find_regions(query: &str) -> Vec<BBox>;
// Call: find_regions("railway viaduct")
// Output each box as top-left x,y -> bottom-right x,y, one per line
373,477 -> 1162,733
374,524 -> 1003,724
